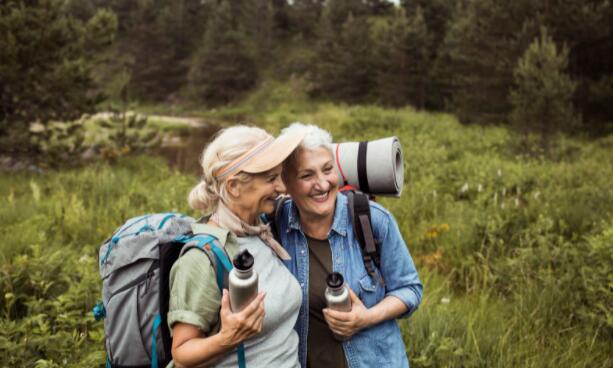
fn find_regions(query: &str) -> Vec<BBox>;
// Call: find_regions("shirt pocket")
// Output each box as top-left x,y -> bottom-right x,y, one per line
357,273 -> 385,308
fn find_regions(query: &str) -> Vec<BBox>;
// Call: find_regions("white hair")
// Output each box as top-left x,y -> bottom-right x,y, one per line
281,122 -> 334,172
188,125 -> 271,213
281,121 -> 333,151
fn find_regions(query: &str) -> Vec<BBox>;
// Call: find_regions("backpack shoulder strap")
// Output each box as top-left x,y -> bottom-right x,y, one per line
176,234 -> 232,290
347,191 -> 384,286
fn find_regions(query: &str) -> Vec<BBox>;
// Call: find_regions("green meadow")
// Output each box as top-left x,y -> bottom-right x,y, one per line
1,93 -> 611,367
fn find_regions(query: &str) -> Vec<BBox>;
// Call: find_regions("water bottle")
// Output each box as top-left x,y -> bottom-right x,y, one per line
325,272 -> 352,341
229,249 -> 258,313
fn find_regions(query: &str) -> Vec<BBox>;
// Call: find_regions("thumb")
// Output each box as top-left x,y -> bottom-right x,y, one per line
348,287 -> 363,305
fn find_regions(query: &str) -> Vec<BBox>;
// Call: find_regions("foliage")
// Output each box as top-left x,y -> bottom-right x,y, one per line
0,157 -> 196,366
510,28 -> 579,154
373,7 -> 430,108
0,0 -> 117,153
27,119 -> 87,167
94,112 -> 160,161
188,0 -> 258,106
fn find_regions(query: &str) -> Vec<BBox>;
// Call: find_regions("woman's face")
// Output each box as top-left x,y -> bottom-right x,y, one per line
285,147 -> 339,221
231,164 -> 286,221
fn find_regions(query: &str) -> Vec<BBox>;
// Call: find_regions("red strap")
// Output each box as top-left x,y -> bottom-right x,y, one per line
335,143 -> 348,185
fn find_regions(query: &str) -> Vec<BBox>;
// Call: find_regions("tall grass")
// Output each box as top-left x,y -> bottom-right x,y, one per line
1,91 -> 612,366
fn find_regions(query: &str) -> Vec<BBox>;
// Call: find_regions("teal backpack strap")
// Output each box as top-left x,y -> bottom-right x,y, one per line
176,234 -> 246,368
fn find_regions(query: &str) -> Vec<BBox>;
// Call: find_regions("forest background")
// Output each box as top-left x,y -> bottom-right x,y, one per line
1,0 -> 612,367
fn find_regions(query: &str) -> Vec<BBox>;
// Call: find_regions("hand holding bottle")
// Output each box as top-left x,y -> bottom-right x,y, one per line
218,289 -> 266,347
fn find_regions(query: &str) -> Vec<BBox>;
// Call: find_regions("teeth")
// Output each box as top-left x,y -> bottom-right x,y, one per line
312,193 -> 328,200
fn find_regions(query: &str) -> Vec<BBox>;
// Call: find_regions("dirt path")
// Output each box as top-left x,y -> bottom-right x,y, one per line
90,112 -> 208,128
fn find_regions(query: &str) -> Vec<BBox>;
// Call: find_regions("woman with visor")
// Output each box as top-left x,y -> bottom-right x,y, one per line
167,126 -> 304,368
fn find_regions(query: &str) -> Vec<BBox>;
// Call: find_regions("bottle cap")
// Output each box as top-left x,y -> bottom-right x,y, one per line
326,272 -> 345,289
233,249 -> 254,271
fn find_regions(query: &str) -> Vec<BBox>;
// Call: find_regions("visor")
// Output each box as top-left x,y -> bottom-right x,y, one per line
215,133 -> 304,179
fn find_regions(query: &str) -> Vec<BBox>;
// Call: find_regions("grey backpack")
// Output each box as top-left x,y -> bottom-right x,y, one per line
95,213 -> 235,368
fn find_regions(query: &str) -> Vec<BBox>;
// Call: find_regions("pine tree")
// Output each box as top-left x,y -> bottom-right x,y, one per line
0,0 -> 116,152
510,28 -> 578,154
188,0 -> 258,105
374,7 -> 430,108
440,0 -> 538,124
310,11 -> 374,102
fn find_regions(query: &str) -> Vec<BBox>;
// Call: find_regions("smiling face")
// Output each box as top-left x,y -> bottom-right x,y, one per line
228,164 -> 286,224
284,146 -> 339,222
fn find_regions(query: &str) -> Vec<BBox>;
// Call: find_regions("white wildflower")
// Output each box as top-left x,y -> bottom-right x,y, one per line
441,297 -> 450,304
432,190 -> 437,198
461,183 -> 469,193
497,169 -> 502,177
493,192 -> 498,204
502,187 -> 506,196
477,184 -> 483,192
533,191 -> 540,200
515,198 -> 520,207
501,202 -> 505,209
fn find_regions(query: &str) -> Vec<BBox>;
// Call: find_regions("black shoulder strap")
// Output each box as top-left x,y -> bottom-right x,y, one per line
347,191 -> 384,285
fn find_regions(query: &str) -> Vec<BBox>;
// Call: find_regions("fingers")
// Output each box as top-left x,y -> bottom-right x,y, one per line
220,289 -> 231,315
323,308 -> 350,323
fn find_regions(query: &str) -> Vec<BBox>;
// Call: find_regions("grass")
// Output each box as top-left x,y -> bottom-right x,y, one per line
1,83 -> 612,366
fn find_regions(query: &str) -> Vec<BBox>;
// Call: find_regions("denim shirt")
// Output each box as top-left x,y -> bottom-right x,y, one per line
275,193 -> 423,368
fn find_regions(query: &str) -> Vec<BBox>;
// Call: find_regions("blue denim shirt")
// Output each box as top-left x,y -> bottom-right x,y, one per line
275,193 -> 423,368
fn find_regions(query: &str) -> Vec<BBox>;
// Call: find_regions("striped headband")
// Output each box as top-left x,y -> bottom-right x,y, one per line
214,136 -> 275,180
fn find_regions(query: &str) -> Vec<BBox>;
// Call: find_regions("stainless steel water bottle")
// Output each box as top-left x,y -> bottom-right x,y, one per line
325,272 -> 352,341
229,249 -> 258,313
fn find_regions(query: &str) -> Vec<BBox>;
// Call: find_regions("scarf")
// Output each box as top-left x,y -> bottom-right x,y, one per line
212,201 -> 291,261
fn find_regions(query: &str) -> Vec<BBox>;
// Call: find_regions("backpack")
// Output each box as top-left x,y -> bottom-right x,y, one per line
272,188 -> 383,285
95,213 -> 244,368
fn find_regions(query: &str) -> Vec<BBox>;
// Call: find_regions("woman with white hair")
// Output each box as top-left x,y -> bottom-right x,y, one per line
275,122 -> 423,367
167,125 -> 304,368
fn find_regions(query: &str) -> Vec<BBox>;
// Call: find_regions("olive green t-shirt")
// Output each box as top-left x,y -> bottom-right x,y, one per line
167,222 -> 238,335
306,235 -> 347,368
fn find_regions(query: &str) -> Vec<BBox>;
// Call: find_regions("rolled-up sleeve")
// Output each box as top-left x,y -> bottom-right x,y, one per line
167,249 -> 221,335
372,205 -> 423,318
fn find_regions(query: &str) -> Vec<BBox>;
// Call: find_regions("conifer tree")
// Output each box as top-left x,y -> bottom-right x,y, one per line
374,7 -> 430,108
441,0 -> 538,124
188,0 -> 257,105
510,28 -> 578,154
310,11 -> 374,102
0,0 -> 116,152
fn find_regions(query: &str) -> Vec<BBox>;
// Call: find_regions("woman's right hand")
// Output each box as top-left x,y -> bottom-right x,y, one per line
218,289 -> 266,347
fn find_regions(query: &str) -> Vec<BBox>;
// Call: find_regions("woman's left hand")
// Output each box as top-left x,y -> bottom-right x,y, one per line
323,288 -> 373,338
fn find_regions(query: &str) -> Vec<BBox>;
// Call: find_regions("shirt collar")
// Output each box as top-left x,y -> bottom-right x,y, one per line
287,193 -> 348,237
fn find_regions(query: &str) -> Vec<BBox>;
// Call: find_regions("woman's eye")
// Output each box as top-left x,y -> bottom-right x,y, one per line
267,175 -> 277,182
300,174 -> 312,180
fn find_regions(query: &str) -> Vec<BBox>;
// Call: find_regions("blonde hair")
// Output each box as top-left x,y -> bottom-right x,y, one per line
188,125 -> 272,212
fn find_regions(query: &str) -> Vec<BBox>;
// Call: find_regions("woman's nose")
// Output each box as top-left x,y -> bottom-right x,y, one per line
314,175 -> 330,190
275,176 -> 286,193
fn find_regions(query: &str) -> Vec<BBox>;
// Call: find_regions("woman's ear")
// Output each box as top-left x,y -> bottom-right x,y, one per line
225,178 -> 242,199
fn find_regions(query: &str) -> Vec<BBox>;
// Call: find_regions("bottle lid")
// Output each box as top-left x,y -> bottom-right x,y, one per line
233,249 -> 254,271
326,272 -> 345,289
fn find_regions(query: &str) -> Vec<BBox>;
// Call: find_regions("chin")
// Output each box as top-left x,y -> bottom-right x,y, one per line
260,202 -> 276,215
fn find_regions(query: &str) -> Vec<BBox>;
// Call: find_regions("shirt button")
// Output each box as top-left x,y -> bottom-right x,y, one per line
300,283 -> 304,288
301,249 -> 305,254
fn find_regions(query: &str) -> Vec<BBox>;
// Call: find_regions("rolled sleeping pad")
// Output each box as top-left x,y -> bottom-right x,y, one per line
332,136 -> 404,196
